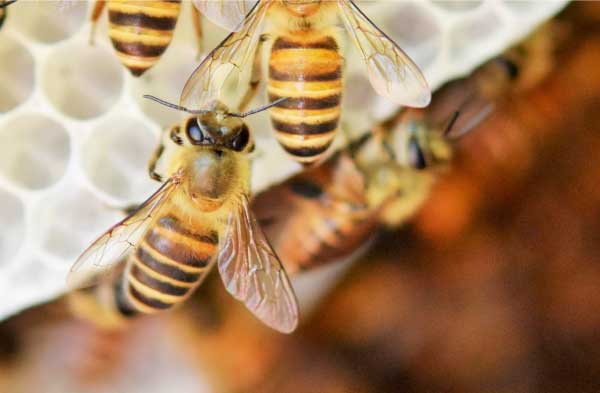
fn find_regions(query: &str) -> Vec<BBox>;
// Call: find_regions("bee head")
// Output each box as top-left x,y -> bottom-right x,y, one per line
143,95 -> 284,154
388,110 -> 452,171
188,117 -> 251,154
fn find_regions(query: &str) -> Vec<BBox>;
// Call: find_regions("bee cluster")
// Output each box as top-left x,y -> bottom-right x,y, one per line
0,1 -> 567,330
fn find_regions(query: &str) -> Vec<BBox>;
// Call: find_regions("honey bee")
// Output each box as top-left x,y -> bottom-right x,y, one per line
68,97 -> 299,334
89,0 -> 203,76
252,41 -> 545,273
252,108 -> 454,273
0,0 -> 17,29
181,0 -> 431,165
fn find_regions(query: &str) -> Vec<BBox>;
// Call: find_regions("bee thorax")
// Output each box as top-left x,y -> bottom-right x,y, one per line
187,151 -> 237,209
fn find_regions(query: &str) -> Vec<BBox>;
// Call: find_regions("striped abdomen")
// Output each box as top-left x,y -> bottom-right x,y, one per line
117,214 -> 218,315
278,178 -> 375,273
268,34 -> 342,165
107,0 -> 181,76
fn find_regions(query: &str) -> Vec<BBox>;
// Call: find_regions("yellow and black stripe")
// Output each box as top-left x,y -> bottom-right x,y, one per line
107,0 -> 181,76
116,214 -> 218,315
268,33 -> 343,165
288,181 -> 374,271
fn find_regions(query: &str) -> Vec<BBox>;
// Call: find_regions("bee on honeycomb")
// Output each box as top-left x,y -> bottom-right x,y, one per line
0,0 -> 568,322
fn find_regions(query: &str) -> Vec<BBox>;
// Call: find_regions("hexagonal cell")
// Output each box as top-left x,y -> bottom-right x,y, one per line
42,42 -> 124,120
8,258 -> 66,301
34,186 -> 123,263
0,114 -> 70,190
383,1 -> 443,70
448,8 -> 505,64
10,0 -> 88,44
431,0 -> 484,12
131,43 -> 201,127
81,115 -> 158,202
0,34 -> 35,112
0,189 -> 25,268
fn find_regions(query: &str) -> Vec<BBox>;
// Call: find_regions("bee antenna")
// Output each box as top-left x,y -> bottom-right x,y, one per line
442,110 -> 461,137
443,89 -> 496,139
0,0 -> 18,8
143,95 -> 211,115
449,103 -> 495,140
229,97 -> 289,118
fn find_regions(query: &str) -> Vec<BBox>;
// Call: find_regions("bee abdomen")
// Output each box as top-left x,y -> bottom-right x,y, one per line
120,214 -> 218,315
268,34 -> 342,165
283,183 -> 374,271
107,0 -> 181,76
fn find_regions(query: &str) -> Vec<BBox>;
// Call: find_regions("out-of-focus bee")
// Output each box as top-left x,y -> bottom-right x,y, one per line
0,0 -> 17,29
254,50 -> 534,274
181,0 -> 431,165
252,39 -> 548,274
252,107 -> 454,274
68,97 -> 299,334
89,0 -> 203,76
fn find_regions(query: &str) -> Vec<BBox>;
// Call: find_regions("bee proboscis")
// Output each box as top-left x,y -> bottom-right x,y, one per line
68,98 -> 299,334
181,0 -> 431,165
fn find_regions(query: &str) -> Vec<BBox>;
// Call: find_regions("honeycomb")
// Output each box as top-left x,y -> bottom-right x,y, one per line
0,0 -> 568,322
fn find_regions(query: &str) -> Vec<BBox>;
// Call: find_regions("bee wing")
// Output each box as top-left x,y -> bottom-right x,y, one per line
337,0 -> 431,108
193,0 -> 258,32
218,195 -> 299,334
67,176 -> 180,290
180,0 -> 271,109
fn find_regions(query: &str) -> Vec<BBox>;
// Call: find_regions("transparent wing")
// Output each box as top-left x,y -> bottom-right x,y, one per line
193,0 -> 258,32
180,0 -> 271,109
338,0 -> 431,108
218,195 -> 299,334
67,176 -> 180,290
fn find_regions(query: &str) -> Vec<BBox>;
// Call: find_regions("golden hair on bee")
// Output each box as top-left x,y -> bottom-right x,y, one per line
68,95 -> 299,334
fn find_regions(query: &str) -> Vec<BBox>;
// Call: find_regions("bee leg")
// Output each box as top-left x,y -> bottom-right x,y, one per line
247,146 -> 264,161
238,35 -> 268,112
98,201 -> 141,216
191,3 -> 203,59
148,125 -> 183,183
89,0 -> 106,46
148,143 -> 165,183
0,0 -> 18,9
121,203 -> 141,216
371,123 -> 397,161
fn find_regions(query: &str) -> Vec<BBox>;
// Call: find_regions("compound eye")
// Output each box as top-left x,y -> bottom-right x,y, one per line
229,125 -> 250,152
408,137 -> 427,170
186,118 -> 205,144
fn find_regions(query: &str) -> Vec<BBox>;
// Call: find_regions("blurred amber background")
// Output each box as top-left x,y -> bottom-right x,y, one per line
1,3 -> 599,393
